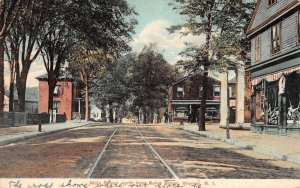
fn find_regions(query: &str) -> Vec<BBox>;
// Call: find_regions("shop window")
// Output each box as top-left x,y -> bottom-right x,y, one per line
254,35 -> 261,62
213,85 -> 220,97
268,0 -> 276,6
177,86 -> 184,97
286,72 -> 300,124
271,22 -> 281,54
267,81 -> 279,125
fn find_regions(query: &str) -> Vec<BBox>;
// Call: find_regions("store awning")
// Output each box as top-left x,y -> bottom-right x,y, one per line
251,66 -> 300,85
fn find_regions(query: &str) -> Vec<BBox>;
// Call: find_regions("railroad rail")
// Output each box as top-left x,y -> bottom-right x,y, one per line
86,124 -> 178,179
86,127 -> 119,178
135,124 -> 178,179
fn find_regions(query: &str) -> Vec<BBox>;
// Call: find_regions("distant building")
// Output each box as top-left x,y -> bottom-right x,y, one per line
36,74 -> 84,120
90,104 -> 103,121
4,87 -> 38,114
167,73 -> 221,122
247,0 -> 300,134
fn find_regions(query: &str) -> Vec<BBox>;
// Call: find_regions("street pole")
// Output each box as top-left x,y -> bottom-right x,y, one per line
226,70 -> 230,139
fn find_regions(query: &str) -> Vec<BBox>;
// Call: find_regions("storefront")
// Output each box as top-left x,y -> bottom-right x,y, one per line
171,100 -> 220,123
251,67 -> 300,134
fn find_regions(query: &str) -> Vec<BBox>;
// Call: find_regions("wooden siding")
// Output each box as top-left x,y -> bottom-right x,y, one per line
251,0 -> 295,30
251,11 -> 300,65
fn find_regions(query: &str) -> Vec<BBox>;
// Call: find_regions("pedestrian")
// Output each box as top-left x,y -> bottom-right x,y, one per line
168,112 -> 173,123
164,111 -> 168,123
153,112 -> 158,124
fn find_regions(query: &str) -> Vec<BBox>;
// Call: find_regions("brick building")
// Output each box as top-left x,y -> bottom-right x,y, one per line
36,74 -> 84,120
167,73 -> 221,122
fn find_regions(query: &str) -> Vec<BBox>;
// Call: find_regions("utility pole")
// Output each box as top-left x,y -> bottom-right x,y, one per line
226,70 -> 230,139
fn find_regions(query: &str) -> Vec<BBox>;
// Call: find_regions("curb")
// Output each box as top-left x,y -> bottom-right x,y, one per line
182,127 -> 300,165
0,122 -> 92,146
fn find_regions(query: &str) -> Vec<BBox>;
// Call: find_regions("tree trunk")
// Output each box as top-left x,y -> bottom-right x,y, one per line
199,66 -> 208,131
198,1 -> 214,131
48,80 -> 56,123
17,80 -> 26,112
0,38 -> 4,124
9,61 -> 15,112
9,82 -> 14,112
85,84 -> 89,121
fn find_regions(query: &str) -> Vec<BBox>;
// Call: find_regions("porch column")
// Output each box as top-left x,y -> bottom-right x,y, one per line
219,69 -> 228,126
78,99 -> 81,119
235,64 -> 245,127
263,80 -> 269,125
278,76 -> 287,134
251,87 -> 257,126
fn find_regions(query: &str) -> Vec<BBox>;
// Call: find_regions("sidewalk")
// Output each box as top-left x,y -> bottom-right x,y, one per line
170,122 -> 300,165
0,121 -> 96,146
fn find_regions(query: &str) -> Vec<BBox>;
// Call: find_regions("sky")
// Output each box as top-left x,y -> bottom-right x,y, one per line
4,0 -> 223,88
128,0 -> 205,64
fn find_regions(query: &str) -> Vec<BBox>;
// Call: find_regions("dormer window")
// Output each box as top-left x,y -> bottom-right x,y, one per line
271,22 -> 281,54
177,86 -> 184,97
268,0 -> 277,6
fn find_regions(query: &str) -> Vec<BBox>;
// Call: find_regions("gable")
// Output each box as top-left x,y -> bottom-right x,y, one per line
247,0 -> 299,36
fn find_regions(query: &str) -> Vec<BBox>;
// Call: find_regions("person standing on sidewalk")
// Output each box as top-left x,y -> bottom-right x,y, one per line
164,111 -> 168,123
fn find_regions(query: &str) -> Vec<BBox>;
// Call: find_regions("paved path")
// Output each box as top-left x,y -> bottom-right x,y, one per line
169,122 -> 300,165
0,121 -> 95,146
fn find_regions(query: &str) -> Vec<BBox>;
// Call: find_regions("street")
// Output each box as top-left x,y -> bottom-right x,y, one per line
0,124 -> 299,178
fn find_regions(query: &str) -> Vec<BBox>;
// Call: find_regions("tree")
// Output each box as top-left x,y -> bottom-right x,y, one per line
38,3 -> 75,119
92,54 -> 135,107
169,0 -> 255,131
69,44 -> 112,121
5,0 -> 58,112
130,45 -> 178,123
0,0 -> 26,122
67,0 -> 137,121
40,0 -> 136,120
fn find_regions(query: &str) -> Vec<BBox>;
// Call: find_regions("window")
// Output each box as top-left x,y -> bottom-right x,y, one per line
53,101 -> 60,113
54,86 -> 59,96
229,87 -> 233,98
177,86 -> 184,97
268,0 -> 276,6
199,86 -> 203,98
271,22 -> 281,54
254,35 -> 261,62
213,85 -> 220,97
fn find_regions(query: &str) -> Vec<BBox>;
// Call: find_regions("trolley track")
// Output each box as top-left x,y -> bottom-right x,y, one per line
86,124 -> 178,179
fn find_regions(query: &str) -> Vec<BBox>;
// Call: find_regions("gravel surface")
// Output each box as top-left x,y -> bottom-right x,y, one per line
0,125 -> 116,178
1,124 -> 299,179
90,125 -> 172,178
138,125 -> 300,179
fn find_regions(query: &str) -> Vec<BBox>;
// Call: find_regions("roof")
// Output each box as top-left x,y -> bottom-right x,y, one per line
171,72 -> 220,86
36,73 -> 74,81
5,87 -> 38,102
247,0 -> 300,37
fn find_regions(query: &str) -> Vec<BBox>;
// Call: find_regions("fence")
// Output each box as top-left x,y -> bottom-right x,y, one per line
3,112 -> 27,126
2,112 -> 66,127
27,114 -> 50,125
